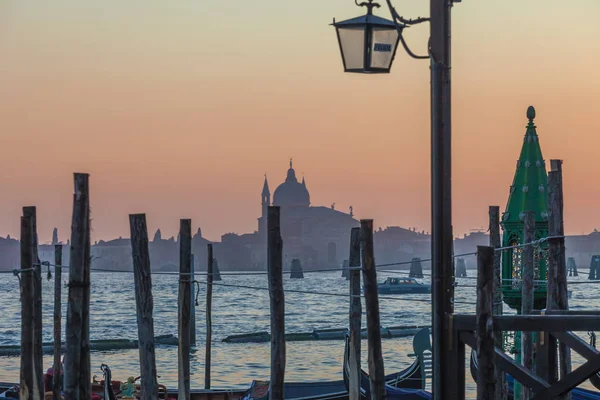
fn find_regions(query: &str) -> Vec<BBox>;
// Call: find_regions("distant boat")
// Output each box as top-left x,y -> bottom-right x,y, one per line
378,277 -> 431,295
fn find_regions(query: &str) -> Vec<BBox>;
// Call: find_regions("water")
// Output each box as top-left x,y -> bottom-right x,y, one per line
0,270 -> 597,396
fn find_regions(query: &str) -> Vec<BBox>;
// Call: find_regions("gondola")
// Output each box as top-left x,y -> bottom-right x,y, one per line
469,349 -> 600,400
342,329 -> 432,399
1,329 -> 432,400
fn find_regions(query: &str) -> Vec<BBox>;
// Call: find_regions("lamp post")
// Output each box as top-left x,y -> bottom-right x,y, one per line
333,1 -> 456,399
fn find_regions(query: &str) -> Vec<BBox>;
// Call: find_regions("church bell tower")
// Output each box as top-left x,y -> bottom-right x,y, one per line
259,175 -> 270,237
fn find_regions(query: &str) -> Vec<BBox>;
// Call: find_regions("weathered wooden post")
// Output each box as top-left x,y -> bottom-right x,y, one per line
268,206 -> 285,400
178,219 -> 192,400
65,173 -> 91,400
360,219 -> 385,400
455,258 -> 467,278
190,253 -> 196,346
23,206 -> 43,400
489,205 -> 505,400
547,160 -> 571,393
521,211 -> 535,400
129,214 -> 158,400
290,258 -> 304,279
213,258 -> 222,281
53,245 -> 63,400
342,259 -> 350,280
409,257 -> 424,278
589,256 -> 599,280
567,257 -> 578,277
348,227 -> 361,400
476,245 -> 496,400
205,244 -> 214,390
19,214 -> 37,400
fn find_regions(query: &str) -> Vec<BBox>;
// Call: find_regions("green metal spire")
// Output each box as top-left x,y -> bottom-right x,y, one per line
501,105 -> 549,310
502,106 -> 549,228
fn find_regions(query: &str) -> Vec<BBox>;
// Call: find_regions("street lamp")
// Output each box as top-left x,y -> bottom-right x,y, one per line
332,1 -> 456,399
331,2 -> 400,73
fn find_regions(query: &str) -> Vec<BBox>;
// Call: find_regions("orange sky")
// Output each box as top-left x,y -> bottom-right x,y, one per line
0,0 -> 599,243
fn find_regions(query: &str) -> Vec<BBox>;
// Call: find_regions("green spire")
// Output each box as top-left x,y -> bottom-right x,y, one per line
501,106 -> 549,228
501,105 -> 550,311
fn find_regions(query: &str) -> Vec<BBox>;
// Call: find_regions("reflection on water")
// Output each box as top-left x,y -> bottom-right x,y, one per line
0,271 -> 597,395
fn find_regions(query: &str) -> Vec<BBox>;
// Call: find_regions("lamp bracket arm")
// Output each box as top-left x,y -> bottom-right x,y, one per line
386,0 -> 429,25
399,33 -> 430,60
385,0 -> 429,60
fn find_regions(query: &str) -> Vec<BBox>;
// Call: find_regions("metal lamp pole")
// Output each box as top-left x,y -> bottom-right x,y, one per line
429,0 -> 453,398
332,0 -> 456,397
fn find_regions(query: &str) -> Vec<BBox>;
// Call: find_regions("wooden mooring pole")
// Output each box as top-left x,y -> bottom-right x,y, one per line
129,214 -> 158,400
268,206 -> 285,400
360,219 -> 386,400
205,244 -> 214,390
178,219 -> 192,400
190,253 -> 196,347
23,206 -> 44,400
64,173 -> 91,400
489,206 -> 505,400
53,245 -> 63,400
547,159 -> 571,397
521,211 -> 535,400
567,257 -> 578,277
476,245 -> 495,400
348,227 -> 361,400
19,213 -> 37,400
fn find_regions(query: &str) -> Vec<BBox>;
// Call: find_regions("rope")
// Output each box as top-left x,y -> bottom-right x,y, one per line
192,279 -> 437,303
0,267 -> 35,274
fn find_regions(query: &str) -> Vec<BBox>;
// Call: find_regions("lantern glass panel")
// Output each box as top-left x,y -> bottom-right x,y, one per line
370,27 -> 398,70
337,27 -> 365,70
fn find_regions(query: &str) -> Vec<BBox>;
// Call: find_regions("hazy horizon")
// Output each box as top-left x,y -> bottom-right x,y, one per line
1,0 -> 599,243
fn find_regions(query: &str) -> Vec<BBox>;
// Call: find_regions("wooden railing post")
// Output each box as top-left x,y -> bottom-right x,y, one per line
19,214 -> 37,400
23,206 -> 43,400
178,219 -> 192,400
489,206 -> 506,400
476,245 -> 496,400
190,253 -> 196,347
268,206 -> 285,400
65,173 -> 91,400
521,211 -> 535,400
53,245 -> 63,400
548,159 -> 571,399
348,227 -> 361,400
129,214 -> 158,400
360,219 -> 386,400
205,244 -> 214,390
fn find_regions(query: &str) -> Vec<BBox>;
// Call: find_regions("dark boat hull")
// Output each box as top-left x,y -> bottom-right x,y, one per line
377,286 -> 431,295
342,336 -> 432,399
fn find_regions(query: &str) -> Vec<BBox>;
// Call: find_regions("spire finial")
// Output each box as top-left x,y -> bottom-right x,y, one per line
290,158 -> 293,169
527,106 -> 536,122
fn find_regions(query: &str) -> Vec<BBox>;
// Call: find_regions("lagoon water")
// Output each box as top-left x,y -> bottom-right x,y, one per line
0,270 -> 598,397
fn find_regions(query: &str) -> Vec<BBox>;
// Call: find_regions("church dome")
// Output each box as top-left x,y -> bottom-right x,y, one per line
273,160 -> 310,208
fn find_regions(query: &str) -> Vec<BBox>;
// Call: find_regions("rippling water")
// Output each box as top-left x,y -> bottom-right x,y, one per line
0,270 -> 597,396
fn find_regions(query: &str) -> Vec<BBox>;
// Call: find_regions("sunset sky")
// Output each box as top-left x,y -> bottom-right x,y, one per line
1,0 -> 599,243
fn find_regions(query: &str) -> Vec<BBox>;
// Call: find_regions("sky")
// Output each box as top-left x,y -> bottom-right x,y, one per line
0,0 -> 599,243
